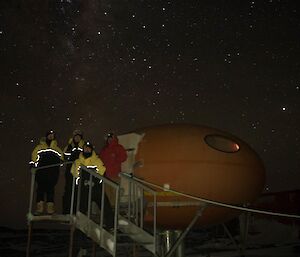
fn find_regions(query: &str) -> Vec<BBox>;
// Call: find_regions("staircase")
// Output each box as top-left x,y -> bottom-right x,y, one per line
26,166 -> 159,257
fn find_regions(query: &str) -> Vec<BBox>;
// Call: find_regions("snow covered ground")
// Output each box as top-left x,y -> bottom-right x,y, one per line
0,226 -> 299,257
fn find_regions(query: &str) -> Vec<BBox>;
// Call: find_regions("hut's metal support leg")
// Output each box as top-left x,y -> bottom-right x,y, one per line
92,241 -> 97,257
69,223 -> 75,257
165,207 -> 205,257
222,223 -> 240,252
26,222 -> 33,257
239,212 -> 250,257
133,242 -> 141,257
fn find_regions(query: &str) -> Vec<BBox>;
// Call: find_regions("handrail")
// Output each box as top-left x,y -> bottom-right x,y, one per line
30,161 -> 73,172
28,161 -> 73,216
127,174 -> 300,219
119,172 -> 158,254
75,166 -> 119,256
81,166 -> 119,189
120,172 -> 157,194
27,162 -> 121,257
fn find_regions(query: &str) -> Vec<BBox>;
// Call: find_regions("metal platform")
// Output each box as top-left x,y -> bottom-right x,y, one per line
27,213 -> 71,223
24,166 -> 232,257
27,165 -> 206,257
26,166 -> 160,257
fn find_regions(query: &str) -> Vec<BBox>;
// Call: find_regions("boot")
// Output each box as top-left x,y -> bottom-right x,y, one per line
35,201 -> 44,214
46,202 -> 55,214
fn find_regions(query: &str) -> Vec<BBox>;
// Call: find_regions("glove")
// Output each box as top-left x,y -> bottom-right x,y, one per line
29,162 -> 36,169
60,160 -> 65,167
75,177 -> 80,185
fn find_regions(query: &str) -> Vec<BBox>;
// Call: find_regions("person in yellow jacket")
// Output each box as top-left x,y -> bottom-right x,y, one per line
29,130 -> 63,214
71,141 -> 113,229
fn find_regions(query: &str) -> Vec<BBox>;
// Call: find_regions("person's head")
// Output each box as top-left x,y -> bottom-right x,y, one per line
105,132 -> 115,144
72,129 -> 83,144
45,130 -> 55,145
83,141 -> 93,158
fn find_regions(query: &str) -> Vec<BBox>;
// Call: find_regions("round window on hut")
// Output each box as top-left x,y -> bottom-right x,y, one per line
204,134 -> 240,153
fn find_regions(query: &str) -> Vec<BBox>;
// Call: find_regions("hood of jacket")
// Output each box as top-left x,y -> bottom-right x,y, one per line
107,136 -> 119,146
39,137 -> 59,148
68,137 -> 85,148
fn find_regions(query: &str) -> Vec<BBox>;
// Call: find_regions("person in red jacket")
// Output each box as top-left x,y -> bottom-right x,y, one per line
99,132 -> 127,205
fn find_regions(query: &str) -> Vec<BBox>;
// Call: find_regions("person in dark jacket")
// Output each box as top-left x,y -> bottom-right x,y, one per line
62,129 -> 84,214
30,130 -> 63,214
99,132 -> 127,205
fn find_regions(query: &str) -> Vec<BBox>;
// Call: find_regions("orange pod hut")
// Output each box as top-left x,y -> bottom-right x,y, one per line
118,124 -> 265,229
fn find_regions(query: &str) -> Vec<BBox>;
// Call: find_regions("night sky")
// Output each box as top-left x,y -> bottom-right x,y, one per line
0,1 -> 300,226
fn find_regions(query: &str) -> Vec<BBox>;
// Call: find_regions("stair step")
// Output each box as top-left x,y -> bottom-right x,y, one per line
139,242 -> 154,245
118,232 -> 138,236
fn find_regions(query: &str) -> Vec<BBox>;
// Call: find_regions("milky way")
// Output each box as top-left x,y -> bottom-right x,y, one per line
0,0 -> 299,214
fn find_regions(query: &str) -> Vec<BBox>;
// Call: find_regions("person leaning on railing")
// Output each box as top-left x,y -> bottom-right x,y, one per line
71,141 -> 114,230
29,130 -> 64,215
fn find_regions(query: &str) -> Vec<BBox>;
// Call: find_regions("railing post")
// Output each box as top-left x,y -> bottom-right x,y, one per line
128,179 -> 132,221
100,181 -> 105,232
153,192 -> 157,255
134,183 -> 138,225
76,172 -> 82,214
28,168 -> 36,215
113,186 -> 120,256
26,222 -> 33,257
68,222 -> 75,257
26,168 -> 36,257
140,188 -> 144,229
70,177 -> 75,216
87,173 -> 93,218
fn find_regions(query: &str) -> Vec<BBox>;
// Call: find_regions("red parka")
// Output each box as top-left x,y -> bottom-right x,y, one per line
99,137 -> 127,180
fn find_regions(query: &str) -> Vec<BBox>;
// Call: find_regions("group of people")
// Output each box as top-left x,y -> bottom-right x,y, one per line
29,129 -> 127,218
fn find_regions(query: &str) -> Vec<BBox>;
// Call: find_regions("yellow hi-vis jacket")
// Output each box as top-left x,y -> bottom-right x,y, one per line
71,151 -> 106,178
30,138 -> 63,167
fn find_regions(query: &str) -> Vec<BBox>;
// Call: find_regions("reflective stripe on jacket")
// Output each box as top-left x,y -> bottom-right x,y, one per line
71,151 -> 106,178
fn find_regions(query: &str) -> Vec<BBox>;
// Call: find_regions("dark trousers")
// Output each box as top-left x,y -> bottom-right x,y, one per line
36,167 -> 59,202
79,177 -> 114,229
62,168 -> 77,214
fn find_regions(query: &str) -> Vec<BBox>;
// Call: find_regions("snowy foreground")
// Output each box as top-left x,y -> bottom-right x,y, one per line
0,226 -> 299,257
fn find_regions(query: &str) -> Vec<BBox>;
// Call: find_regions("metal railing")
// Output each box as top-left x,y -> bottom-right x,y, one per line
27,162 -> 73,219
118,173 -> 300,257
70,166 -> 120,257
28,164 -> 300,257
75,166 -> 119,222
27,162 -> 73,257
128,175 -> 300,220
119,172 -> 158,254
